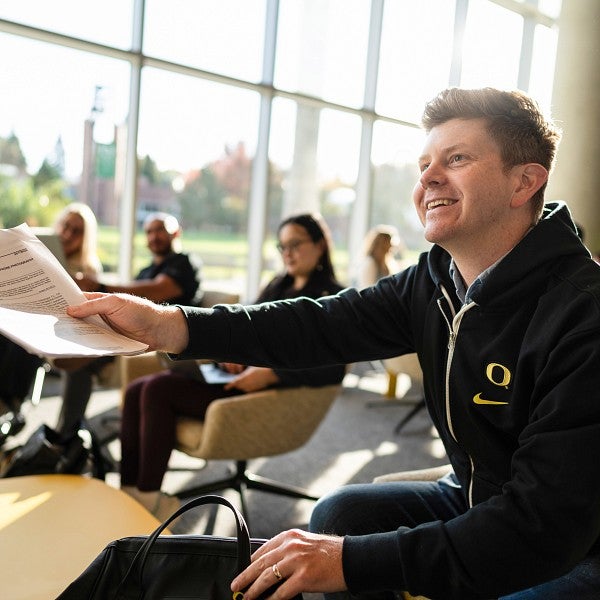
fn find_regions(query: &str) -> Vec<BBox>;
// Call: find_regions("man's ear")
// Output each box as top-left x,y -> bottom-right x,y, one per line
510,163 -> 548,208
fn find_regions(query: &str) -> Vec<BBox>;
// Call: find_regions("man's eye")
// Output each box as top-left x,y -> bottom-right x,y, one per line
450,154 -> 465,164
419,163 -> 430,173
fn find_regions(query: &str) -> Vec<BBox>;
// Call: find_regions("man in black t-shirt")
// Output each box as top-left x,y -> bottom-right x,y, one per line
56,213 -> 201,437
79,212 -> 201,305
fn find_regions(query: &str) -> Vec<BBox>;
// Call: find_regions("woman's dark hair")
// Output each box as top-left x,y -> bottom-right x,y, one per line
278,212 -> 337,279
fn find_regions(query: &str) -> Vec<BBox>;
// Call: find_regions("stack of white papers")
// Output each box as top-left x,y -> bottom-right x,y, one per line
0,223 -> 148,358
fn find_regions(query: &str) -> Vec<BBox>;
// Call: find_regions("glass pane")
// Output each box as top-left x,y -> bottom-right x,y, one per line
371,121 -> 429,258
460,0 -> 523,90
0,33 -> 130,269
143,0 -> 266,83
268,97 -> 362,284
0,0 -> 134,49
529,23 -> 559,114
377,0 -> 455,123
136,67 -> 260,292
274,0 -> 371,108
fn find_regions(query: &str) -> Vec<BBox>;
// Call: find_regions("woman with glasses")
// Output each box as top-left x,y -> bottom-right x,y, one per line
119,212 -> 346,519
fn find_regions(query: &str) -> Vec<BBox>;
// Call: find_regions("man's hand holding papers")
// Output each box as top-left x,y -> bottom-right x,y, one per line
0,224 -> 148,358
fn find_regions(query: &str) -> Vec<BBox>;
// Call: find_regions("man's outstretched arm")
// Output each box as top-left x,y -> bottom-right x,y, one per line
66,292 -> 189,353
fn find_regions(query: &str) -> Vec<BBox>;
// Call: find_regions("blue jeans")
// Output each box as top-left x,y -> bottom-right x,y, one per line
309,475 -> 600,600
499,552 -> 600,599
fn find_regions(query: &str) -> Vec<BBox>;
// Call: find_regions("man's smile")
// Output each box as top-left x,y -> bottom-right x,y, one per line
426,198 -> 457,211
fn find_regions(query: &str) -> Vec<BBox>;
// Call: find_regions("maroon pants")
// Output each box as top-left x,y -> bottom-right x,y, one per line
120,371 -> 239,491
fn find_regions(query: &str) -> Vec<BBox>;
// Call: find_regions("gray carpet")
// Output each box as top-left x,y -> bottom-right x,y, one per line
7,366 -> 448,540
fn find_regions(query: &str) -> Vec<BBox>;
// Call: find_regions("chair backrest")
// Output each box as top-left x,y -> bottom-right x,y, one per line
175,384 -> 341,460
200,289 -> 240,308
382,353 -> 422,384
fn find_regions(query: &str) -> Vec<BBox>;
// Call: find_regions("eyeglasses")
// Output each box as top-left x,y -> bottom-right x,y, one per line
276,239 -> 312,254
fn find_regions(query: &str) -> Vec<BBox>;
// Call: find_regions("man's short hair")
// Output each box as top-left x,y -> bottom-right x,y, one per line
421,87 -> 562,217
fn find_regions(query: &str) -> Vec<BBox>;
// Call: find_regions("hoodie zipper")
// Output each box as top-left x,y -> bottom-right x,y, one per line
438,285 -> 477,506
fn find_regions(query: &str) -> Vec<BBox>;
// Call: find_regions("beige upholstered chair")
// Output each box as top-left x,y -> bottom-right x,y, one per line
173,383 -> 341,513
382,353 -> 426,433
382,353 -> 422,398
373,463 -> 452,484
119,350 -> 342,513
199,289 -> 241,310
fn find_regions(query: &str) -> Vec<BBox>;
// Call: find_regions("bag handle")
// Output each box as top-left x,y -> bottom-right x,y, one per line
117,494 -> 251,596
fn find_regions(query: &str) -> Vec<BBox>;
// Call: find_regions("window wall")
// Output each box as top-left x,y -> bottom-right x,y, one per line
0,0 -> 561,299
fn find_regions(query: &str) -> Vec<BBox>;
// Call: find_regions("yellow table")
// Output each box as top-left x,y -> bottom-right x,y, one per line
0,474 -> 163,600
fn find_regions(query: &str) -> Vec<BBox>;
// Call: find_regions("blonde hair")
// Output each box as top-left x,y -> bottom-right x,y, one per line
357,225 -> 405,287
364,225 -> 403,260
55,202 -> 102,275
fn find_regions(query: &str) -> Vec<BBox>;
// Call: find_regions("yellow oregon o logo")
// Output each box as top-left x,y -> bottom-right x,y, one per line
486,362 -> 511,388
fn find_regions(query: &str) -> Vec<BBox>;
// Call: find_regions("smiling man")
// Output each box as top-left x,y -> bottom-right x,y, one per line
415,117 -> 548,283
67,88 -> 600,599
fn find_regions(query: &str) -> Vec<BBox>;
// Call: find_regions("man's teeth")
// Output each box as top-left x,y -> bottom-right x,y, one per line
426,199 -> 454,209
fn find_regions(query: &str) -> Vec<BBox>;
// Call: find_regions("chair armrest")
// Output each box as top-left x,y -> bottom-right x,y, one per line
373,464 -> 452,483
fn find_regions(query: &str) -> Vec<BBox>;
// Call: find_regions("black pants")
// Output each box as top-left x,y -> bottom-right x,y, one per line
0,334 -> 42,410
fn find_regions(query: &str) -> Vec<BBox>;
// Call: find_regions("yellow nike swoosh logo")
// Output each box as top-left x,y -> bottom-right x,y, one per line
472,393 -> 508,406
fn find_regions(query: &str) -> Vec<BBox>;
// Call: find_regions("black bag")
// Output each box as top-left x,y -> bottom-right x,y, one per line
0,423 -> 91,478
57,494 -> 302,600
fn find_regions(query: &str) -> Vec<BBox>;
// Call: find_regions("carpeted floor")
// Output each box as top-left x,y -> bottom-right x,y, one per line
6,364 -> 449,540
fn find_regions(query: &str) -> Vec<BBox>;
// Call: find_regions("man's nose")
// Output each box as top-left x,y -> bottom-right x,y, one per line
419,164 -> 442,189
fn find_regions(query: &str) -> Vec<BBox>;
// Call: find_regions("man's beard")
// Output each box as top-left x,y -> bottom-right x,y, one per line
151,243 -> 172,257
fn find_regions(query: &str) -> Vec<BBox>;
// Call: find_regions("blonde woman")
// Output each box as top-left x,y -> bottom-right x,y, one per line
54,202 -> 103,278
52,203 -> 104,439
357,224 -> 404,288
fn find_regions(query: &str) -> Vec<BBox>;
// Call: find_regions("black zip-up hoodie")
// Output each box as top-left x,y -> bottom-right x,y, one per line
178,202 -> 600,599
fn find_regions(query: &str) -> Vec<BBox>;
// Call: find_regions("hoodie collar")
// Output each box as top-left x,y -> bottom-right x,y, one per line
428,201 -> 588,307
450,254 -> 506,305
